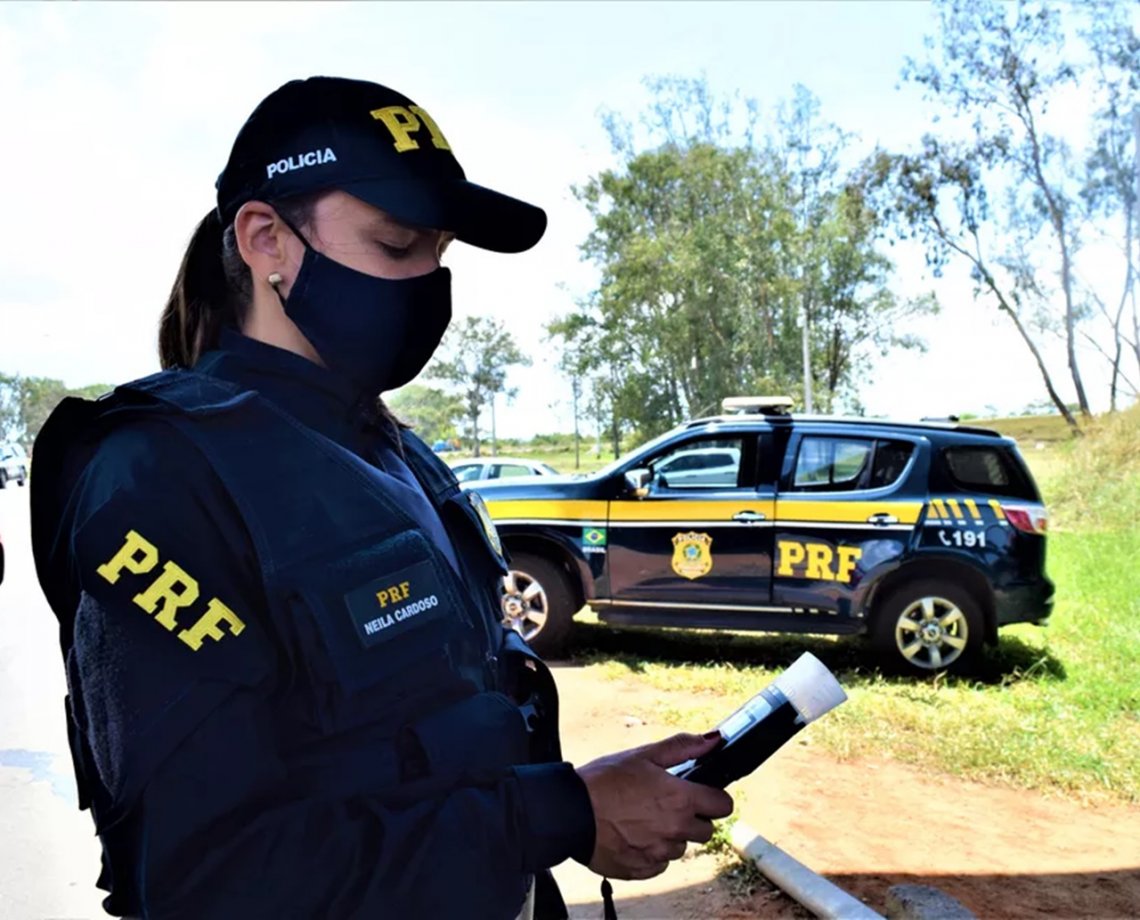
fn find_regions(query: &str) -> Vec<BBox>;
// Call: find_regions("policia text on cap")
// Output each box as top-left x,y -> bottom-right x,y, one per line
29,76 -> 732,919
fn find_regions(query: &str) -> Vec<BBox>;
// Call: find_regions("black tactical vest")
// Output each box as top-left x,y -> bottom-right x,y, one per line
32,368 -> 565,916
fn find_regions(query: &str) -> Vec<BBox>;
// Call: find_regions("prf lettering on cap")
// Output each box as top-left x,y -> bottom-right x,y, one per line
96,529 -> 246,652
371,105 -> 451,153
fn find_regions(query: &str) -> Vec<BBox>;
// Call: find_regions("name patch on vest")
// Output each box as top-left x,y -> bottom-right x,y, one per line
344,560 -> 448,649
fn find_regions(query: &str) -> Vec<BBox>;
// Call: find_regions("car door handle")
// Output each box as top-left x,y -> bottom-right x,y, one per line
867,513 -> 899,526
733,510 -> 768,523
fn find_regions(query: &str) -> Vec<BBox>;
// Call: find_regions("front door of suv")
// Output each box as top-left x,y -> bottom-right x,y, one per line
772,432 -> 924,614
604,433 -> 776,608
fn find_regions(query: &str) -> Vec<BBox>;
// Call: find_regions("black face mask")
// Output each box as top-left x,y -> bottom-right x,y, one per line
274,237 -> 452,396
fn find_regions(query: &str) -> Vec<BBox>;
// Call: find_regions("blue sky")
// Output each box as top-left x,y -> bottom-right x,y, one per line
0,2 -> 1125,439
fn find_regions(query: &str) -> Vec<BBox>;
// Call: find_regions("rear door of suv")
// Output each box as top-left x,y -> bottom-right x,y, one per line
772,428 -> 926,614
922,439 -> 1050,598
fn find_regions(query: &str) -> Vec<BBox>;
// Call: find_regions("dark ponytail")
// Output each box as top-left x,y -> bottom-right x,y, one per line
159,197 -> 320,369
158,209 -> 235,369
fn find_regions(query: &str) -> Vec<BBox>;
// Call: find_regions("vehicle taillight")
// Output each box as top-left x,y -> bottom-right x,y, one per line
1002,503 -> 1049,535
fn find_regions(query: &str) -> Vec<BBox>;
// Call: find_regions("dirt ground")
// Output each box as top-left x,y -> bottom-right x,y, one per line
549,663 -> 1140,920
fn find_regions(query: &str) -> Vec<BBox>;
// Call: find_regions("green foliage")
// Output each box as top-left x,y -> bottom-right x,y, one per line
1046,403 -> 1140,531
0,374 -> 112,450
387,383 -> 464,444
427,316 -> 530,457
553,77 -> 934,441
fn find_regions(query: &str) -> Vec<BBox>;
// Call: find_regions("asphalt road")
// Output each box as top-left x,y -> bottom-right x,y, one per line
0,485 -> 106,918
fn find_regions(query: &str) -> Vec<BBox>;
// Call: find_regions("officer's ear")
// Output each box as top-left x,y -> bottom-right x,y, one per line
233,200 -> 301,291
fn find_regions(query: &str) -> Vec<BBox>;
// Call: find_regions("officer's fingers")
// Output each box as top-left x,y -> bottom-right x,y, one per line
690,785 -> 734,821
642,732 -> 722,768
682,816 -> 717,845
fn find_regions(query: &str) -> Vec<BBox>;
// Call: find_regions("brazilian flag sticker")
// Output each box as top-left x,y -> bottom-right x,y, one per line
582,527 -> 607,549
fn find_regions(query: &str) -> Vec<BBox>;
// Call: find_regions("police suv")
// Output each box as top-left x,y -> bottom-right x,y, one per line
470,398 -> 1053,675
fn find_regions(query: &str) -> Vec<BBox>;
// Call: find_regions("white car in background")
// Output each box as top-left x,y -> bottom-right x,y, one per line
0,442 -> 28,489
449,457 -> 560,483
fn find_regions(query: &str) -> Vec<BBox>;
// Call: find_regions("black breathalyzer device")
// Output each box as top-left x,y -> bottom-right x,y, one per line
668,652 -> 847,788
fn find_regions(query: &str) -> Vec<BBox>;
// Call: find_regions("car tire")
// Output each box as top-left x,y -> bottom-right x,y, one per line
0,469 -> 7,489
17,466 -> 26,487
871,579 -> 984,675
502,552 -> 576,660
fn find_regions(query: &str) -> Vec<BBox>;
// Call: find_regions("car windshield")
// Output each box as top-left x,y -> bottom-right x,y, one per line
451,464 -> 484,483
592,425 -> 691,479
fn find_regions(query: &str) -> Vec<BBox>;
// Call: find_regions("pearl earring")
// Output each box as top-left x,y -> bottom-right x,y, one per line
268,272 -> 283,286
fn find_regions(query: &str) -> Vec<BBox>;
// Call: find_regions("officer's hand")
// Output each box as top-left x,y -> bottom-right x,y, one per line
577,732 -> 734,880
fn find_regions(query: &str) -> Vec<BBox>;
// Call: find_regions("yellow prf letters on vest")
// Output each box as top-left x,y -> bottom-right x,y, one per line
95,529 -> 246,652
370,105 -> 452,153
376,581 -> 411,608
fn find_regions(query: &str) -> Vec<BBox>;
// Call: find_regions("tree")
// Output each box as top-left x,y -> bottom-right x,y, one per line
0,374 -> 113,450
427,316 -> 530,457
386,383 -> 464,445
1081,8 -> 1140,410
553,76 -> 931,440
0,374 -> 20,442
868,0 -> 1140,431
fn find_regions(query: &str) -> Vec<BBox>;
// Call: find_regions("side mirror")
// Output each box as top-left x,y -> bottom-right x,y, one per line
624,468 -> 651,497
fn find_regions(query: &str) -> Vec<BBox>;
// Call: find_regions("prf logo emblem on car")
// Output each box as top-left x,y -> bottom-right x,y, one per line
671,531 -> 713,580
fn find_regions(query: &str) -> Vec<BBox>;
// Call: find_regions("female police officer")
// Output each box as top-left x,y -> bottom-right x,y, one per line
30,76 -> 731,918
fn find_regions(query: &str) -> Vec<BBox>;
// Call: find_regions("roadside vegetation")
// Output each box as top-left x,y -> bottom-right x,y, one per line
565,407 -> 1140,804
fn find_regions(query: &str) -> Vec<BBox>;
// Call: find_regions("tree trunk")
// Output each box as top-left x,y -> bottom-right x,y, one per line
1058,240 -> 1092,417
1024,107 -> 1091,418
470,408 -> 481,457
940,219 -> 1081,434
998,298 -> 1081,433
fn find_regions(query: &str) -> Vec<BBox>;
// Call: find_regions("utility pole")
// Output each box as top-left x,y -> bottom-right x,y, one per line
801,296 -> 813,413
572,376 -> 581,470
489,394 -> 497,457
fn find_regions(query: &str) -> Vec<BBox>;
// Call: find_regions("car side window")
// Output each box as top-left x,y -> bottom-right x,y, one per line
649,438 -> 744,490
869,440 -> 916,489
790,436 -> 914,492
493,464 -> 533,478
794,437 -> 873,490
941,446 -> 1036,500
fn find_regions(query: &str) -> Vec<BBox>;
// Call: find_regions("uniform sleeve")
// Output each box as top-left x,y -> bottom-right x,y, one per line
59,421 -> 595,917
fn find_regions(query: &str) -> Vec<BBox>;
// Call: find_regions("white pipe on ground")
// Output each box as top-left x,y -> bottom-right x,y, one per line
730,821 -> 883,920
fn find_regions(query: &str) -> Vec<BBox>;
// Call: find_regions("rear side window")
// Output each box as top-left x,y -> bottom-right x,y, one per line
942,446 -> 1037,500
795,437 -> 873,489
791,436 -> 915,492
493,464 -> 533,478
869,441 -> 915,489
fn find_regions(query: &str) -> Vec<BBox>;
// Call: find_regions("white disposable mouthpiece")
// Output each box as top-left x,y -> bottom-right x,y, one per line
771,652 -> 847,724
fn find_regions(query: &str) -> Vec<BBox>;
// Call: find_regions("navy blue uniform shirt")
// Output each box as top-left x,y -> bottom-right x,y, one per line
44,329 -> 594,917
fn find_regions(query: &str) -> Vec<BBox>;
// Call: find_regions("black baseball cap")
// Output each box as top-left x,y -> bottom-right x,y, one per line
215,76 -> 546,253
